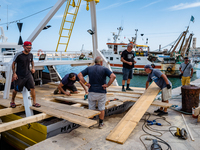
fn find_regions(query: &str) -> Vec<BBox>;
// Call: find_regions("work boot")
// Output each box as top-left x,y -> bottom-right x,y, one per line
122,88 -> 126,92
154,109 -> 163,113
126,88 -> 133,91
98,123 -> 105,129
157,111 -> 168,116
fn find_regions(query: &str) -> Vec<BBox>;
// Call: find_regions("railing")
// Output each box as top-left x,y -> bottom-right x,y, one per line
0,50 -> 93,63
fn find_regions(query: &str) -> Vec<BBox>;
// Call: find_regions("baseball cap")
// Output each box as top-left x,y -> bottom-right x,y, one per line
144,64 -> 153,70
23,41 -> 32,46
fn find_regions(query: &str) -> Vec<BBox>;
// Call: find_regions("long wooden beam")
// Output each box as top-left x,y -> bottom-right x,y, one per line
0,113 -> 51,133
0,106 -> 25,117
106,82 -> 160,144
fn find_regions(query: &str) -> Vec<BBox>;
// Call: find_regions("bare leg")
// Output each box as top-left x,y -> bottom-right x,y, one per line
99,110 -> 105,120
11,90 -> 17,103
30,88 -> 36,105
163,100 -> 169,112
127,79 -> 131,84
122,80 -> 125,86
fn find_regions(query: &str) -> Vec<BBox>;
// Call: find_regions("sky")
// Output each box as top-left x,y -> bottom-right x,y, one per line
0,0 -> 200,52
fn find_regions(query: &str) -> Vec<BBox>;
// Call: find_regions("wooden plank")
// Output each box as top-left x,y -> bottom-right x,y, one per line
0,99 -> 22,108
0,113 -> 51,133
0,106 -> 25,117
54,96 -> 89,106
31,101 -> 100,118
30,106 -> 97,127
106,82 -> 160,144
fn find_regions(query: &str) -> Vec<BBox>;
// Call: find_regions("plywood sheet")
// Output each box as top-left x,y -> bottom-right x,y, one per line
106,82 -> 160,144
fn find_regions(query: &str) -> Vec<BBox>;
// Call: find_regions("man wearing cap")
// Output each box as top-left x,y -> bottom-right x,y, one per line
144,65 -> 172,116
10,41 -> 41,108
179,57 -> 193,86
121,43 -> 136,92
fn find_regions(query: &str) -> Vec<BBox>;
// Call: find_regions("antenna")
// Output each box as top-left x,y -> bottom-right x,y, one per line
7,5 -> 8,30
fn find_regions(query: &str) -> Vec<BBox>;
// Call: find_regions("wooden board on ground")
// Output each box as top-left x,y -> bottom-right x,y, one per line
0,113 -> 51,133
30,106 -> 97,127
54,96 -> 89,106
106,82 -> 160,144
0,106 -> 25,117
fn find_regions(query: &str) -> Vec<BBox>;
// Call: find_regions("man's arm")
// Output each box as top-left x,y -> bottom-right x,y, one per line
58,83 -> 71,96
78,72 -> 90,88
102,73 -> 116,89
121,57 -> 132,66
179,66 -> 183,73
146,81 -> 149,89
31,60 -> 35,74
161,74 -> 169,85
79,80 -> 88,94
12,61 -> 18,80
190,68 -> 193,78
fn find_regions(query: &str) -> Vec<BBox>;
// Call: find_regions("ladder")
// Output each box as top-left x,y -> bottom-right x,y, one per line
47,66 -> 62,82
56,0 -> 82,52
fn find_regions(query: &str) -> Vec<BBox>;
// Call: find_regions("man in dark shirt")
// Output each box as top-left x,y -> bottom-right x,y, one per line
78,56 -> 116,129
54,73 -> 88,96
11,41 -> 40,108
121,43 -> 136,92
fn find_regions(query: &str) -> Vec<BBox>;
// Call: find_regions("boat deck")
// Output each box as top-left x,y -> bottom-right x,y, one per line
24,79 -> 200,150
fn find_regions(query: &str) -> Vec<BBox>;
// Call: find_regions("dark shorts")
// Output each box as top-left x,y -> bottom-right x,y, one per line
14,74 -> 35,92
61,84 -> 77,93
122,68 -> 133,80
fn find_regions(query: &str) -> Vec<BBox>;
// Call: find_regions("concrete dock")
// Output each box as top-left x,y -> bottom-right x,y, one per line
26,79 -> 200,150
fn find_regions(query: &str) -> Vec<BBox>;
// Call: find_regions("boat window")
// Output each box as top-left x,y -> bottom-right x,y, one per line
106,57 -> 108,59
108,45 -> 112,49
110,57 -> 113,61
137,58 -> 141,60
116,57 -> 119,60
114,45 -> 118,54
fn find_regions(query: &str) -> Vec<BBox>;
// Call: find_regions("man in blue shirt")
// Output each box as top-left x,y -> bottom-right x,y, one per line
54,73 -> 88,96
78,56 -> 116,129
144,65 -> 172,116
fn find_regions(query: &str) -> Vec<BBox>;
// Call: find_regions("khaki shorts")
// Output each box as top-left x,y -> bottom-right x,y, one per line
161,87 -> 172,101
181,76 -> 190,86
88,92 -> 106,111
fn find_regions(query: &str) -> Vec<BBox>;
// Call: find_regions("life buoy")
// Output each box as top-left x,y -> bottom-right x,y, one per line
37,49 -> 44,56
152,57 -> 156,62
167,67 -> 172,72
151,64 -> 155,68
139,48 -> 143,51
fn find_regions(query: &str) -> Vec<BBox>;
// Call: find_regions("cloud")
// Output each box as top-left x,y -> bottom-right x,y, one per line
168,2 -> 200,11
98,0 -> 135,11
141,0 -> 162,9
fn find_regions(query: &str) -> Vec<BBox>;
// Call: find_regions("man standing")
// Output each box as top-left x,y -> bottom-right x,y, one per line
54,73 -> 88,96
78,56 -> 116,128
144,65 -> 172,116
11,41 -> 41,108
121,43 -> 136,92
179,57 -> 193,86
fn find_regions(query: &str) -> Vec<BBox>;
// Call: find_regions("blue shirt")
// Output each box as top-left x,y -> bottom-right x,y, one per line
81,64 -> 112,93
62,73 -> 80,86
147,69 -> 171,89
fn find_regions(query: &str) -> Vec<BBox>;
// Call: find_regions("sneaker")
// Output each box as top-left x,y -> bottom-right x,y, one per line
154,109 -> 163,113
126,88 -> 133,91
122,89 -> 126,92
157,111 -> 168,116
98,123 -> 105,129
54,88 -> 59,94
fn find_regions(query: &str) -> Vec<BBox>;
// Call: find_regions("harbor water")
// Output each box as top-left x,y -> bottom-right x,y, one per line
55,64 -> 200,89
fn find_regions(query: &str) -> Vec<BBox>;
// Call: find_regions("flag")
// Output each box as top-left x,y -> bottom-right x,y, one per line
190,16 -> 195,23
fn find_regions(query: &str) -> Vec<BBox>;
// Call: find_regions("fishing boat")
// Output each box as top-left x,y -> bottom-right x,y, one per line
101,24 -> 199,77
